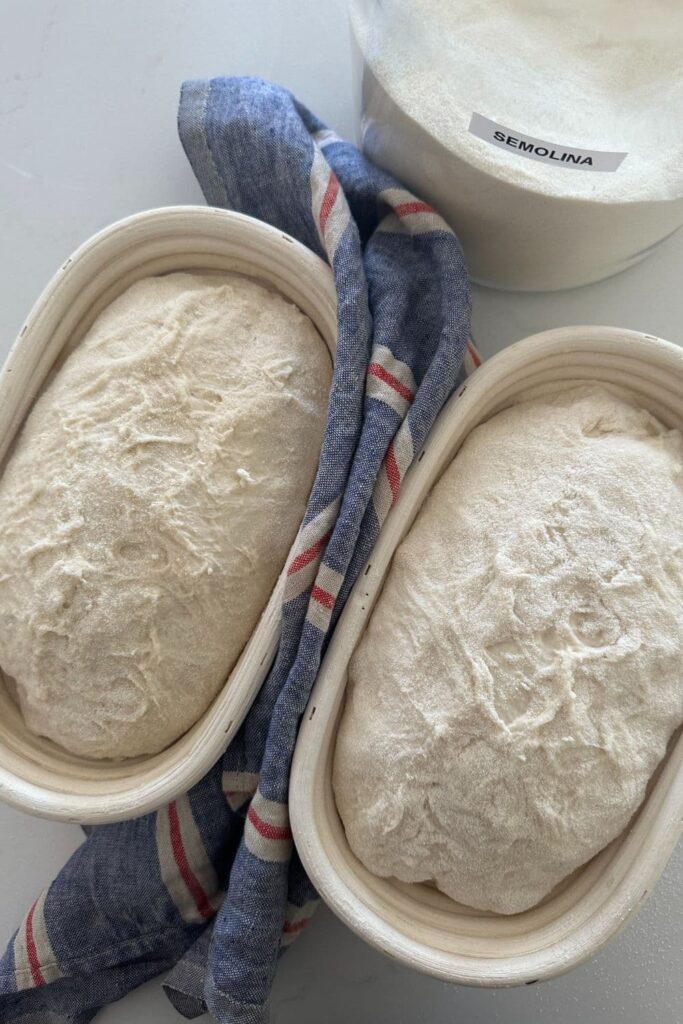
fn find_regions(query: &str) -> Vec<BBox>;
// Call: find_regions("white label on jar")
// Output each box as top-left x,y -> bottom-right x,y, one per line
468,113 -> 627,172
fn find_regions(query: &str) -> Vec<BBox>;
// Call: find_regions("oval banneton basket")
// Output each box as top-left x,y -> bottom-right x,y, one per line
0,206 -> 337,824
290,326 -> 683,986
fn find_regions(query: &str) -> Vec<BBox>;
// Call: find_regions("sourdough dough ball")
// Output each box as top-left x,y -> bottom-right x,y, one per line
0,273 -> 331,759
334,385 -> 683,914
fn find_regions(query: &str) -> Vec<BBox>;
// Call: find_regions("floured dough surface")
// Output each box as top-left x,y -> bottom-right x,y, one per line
0,272 -> 331,759
334,385 -> 683,914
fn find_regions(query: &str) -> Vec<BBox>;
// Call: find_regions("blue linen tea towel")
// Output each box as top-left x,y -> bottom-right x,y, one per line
0,77 -> 473,1023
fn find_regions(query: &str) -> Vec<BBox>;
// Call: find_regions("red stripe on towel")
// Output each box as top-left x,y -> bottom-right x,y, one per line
168,802 -> 214,921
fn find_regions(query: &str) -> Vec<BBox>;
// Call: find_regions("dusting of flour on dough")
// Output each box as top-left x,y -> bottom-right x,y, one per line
334,385 -> 683,914
0,273 -> 331,759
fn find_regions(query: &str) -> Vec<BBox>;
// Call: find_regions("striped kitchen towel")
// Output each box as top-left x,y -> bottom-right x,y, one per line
0,77 -> 472,1023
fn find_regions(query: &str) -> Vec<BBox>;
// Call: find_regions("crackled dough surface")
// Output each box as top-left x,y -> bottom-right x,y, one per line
0,272 -> 331,759
334,385 -> 683,914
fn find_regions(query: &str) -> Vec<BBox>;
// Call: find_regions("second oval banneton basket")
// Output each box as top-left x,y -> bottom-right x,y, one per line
290,326 -> 683,987
0,206 -> 337,824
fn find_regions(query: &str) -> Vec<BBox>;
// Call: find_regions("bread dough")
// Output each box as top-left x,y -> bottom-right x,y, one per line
0,272 -> 331,759
334,385 -> 683,914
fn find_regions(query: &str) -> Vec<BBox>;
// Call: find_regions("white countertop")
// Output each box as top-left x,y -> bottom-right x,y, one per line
1,2 -> 682,1021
